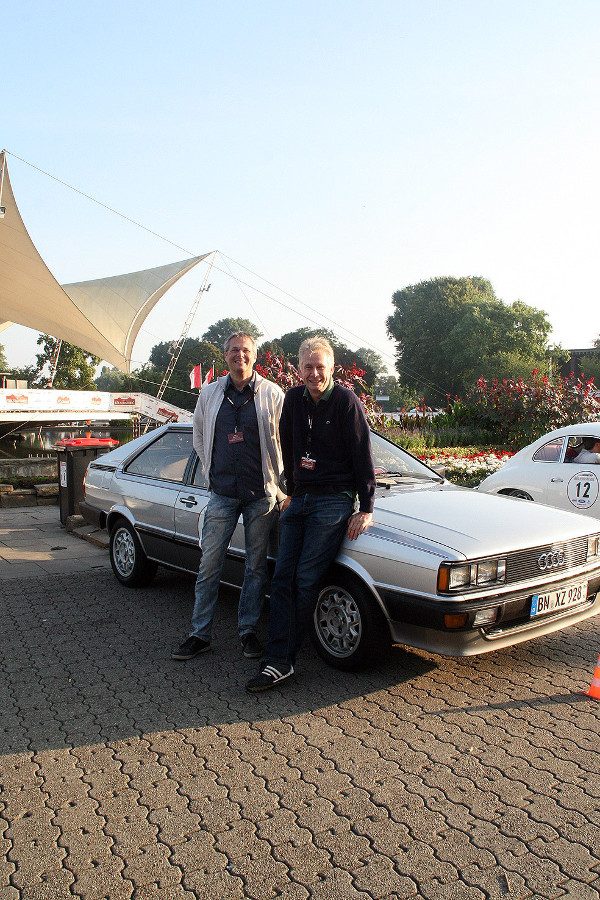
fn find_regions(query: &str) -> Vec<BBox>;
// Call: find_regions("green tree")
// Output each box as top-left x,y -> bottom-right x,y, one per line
11,364 -> 41,385
386,277 -> 556,404
149,338 -> 223,375
264,327 -> 340,360
95,366 -> 139,392
34,335 -> 100,389
202,318 -> 263,350
356,347 -> 384,375
0,339 -> 35,383
373,374 -> 418,410
576,353 -> 600,386
374,374 -> 398,396
257,339 -> 284,358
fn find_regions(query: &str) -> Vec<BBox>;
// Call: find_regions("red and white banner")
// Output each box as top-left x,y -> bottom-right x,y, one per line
189,364 -> 202,389
203,365 -> 215,387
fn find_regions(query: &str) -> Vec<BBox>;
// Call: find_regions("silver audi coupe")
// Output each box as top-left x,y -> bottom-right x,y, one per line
80,424 -> 600,670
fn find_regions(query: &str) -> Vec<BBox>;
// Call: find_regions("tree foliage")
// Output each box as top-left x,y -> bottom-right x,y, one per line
149,338 -> 223,374
0,343 -> 7,372
34,336 -> 100,390
355,347 -> 385,378
202,318 -> 263,350
577,353 -> 600,386
386,277 -> 558,404
373,374 -> 418,411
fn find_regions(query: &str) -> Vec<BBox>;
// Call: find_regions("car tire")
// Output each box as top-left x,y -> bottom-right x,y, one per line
501,488 -> 534,501
311,570 -> 388,671
109,518 -> 158,587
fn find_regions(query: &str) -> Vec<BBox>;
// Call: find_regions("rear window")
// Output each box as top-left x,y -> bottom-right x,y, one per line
532,438 -> 564,463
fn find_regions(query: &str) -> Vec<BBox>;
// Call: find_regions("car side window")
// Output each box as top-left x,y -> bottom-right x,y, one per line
124,431 -> 193,482
532,438 -> 564,463
566,435 -> 600,463
566,436 -> 584,461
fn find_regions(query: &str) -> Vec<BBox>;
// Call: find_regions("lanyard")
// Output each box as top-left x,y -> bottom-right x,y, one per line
226,391 -> 252,433
305,405 -> 315,456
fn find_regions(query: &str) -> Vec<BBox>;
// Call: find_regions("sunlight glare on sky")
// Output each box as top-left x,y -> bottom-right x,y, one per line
2,0 -> 599,377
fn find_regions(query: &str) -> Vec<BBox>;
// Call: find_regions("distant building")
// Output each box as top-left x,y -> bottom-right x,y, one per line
375,394 -> 394,411
0,373 -> 28,389
560,349 -> 596,378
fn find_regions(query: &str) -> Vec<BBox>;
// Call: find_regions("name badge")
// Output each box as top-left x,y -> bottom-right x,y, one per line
300,455 -> 316,470
228,431 -> 244,444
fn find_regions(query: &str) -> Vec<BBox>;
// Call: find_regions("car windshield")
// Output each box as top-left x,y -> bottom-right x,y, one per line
370,431 -> 442,481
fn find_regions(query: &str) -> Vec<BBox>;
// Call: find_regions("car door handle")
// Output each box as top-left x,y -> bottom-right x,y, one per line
179,496 -> 198,507
550,478 -> 563,483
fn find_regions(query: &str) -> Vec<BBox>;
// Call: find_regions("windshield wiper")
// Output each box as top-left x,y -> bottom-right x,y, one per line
376,471 -> 443,481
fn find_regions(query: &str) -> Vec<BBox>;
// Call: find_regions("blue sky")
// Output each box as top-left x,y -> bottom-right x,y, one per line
2,0 -> 600,377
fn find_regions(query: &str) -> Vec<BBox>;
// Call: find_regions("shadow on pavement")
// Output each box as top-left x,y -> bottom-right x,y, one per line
0,569 -> 438,755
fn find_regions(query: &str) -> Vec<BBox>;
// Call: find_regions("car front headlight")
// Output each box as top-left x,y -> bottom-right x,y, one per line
438,558 -> 507,593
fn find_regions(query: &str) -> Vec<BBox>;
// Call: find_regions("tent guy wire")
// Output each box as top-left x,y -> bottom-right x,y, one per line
1,150 -> 450,399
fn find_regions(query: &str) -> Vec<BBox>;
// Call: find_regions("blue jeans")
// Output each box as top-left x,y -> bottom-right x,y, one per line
191,493 -> 276,641
264,493 -> 354,669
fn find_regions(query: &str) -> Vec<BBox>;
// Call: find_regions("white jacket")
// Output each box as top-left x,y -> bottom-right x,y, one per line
193,373 -> 285,501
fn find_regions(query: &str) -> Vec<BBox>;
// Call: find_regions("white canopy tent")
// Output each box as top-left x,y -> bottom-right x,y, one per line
0,151 -> 210,372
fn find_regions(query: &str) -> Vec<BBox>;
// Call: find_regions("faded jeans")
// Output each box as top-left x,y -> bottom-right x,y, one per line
191,492 -> 276,641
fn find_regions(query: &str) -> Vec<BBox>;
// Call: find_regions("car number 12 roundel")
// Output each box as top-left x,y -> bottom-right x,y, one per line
567,471 -> 600,510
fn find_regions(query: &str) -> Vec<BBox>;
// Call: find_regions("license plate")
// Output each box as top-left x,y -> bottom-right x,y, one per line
530,580 -> 588,617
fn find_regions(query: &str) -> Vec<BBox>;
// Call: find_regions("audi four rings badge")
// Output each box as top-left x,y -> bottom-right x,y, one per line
538,550 -> 566,570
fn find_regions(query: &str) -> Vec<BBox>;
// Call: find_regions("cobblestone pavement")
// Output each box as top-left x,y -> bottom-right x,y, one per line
1,562 -> 599,899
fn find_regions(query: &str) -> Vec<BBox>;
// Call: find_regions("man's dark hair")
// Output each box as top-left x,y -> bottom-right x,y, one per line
582,436 -> 599,451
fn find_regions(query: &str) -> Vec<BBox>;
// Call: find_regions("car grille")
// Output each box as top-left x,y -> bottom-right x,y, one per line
506,537 -> 588,584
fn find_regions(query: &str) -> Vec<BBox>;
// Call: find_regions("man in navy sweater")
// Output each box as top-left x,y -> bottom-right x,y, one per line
247,336 -> 375,691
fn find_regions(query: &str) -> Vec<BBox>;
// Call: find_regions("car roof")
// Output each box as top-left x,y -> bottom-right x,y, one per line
95,423 -> 192,465
530,422 -> 600,445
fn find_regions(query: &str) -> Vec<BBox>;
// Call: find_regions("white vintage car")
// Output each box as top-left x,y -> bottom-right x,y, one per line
80,424 -> 600,670
478,423 -> 600,519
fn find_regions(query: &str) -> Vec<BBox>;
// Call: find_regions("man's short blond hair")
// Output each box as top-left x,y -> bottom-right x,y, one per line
298,335 -> 335,365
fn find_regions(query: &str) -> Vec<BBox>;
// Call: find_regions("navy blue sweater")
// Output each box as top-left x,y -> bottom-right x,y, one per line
280,384 -> 376,513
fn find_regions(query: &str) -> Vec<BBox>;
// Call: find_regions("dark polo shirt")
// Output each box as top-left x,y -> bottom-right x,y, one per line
209,375 -> 265,502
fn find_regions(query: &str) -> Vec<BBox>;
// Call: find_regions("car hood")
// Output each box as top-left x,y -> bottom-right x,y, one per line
372,483 -> 595,559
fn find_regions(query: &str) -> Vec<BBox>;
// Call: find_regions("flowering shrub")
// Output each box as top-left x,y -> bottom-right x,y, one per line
417,449 -> 513,484
443,370 -> 600,447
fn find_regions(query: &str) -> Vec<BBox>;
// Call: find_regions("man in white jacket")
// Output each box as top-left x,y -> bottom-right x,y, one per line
574,437 -> 600,465
172,332 -> 284,661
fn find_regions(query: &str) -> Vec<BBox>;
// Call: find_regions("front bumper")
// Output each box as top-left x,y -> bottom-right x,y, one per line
378,575 -> 600,656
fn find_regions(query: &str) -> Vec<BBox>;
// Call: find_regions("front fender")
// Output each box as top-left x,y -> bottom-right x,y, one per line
331,550 -> 390,621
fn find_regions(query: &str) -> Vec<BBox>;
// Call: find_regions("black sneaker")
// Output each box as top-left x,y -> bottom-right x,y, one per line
241,633 -> 263,659
246,663 -> 294,691
171,636 -> 211,660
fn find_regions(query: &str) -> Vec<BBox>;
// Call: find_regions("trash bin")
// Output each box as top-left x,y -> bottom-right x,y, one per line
55,438 -> 119,525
